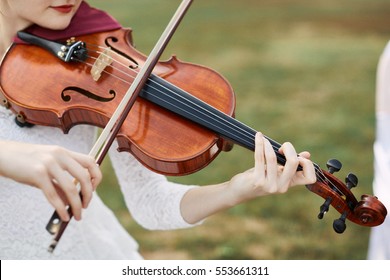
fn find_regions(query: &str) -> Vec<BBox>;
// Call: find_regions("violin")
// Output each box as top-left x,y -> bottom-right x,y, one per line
0,26 -> 387,242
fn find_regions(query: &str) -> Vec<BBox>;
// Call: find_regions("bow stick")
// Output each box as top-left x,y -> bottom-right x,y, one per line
46,0 -> 194,252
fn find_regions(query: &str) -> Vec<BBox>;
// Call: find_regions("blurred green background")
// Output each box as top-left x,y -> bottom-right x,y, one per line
88,0 -> 390,259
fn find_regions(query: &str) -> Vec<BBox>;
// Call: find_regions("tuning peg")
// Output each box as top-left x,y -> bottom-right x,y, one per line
326,159 -> 342,174
345,173 -> 358,189
318,197 -> 332,219
333,211 -> 347,234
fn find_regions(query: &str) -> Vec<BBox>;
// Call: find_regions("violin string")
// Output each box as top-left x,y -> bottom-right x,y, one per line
79,52 -> 135,85
82,47 -> 332,186
83,47 -> 258,153
78,45 -> 336,190
85,47 -> 260,145
85,50 -> 263,151
83,47 -> 332,184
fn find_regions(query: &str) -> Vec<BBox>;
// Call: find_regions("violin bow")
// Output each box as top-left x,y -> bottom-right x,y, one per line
45,0 -> 194,253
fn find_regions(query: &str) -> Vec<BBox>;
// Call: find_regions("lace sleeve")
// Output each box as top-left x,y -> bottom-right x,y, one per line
108,142 -> 202,230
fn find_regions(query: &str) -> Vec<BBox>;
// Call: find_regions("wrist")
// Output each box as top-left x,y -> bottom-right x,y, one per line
227,170 -> 259,206
223,179 -> 249,208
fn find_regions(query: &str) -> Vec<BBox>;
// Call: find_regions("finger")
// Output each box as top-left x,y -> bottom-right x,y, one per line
278,142 -> 300,189
48,162 -> 83,220
263,137 -> 278,182
58,152 -> 98,209
297,155 -> 317,184
88,163 -> 102,190
298,151 -> 311,160
254,132 -> 266,179
69,152 -> 102,190
61,160 -> 93,212
38,175 -> 70,222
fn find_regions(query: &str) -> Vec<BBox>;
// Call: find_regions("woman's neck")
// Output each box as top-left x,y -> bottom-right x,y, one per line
0,28 -> 13,59
0,14 -> 31,59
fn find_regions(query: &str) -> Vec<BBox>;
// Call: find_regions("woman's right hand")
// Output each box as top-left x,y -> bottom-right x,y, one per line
0,140 -> 102,221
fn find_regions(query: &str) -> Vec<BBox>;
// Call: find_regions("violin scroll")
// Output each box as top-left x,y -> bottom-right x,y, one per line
354,195 -> 387,226
306,158 -> 387,233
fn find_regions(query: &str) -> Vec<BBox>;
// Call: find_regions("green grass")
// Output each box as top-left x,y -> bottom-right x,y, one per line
89,0 -> 390,259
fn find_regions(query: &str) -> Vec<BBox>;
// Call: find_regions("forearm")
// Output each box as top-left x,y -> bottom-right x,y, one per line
180,181 -> 240,225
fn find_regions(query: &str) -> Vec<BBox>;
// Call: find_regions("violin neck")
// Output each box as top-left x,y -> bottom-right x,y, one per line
140,75 -> 288,166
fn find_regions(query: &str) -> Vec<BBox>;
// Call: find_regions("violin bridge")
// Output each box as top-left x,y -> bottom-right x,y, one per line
90,47 -> 114,81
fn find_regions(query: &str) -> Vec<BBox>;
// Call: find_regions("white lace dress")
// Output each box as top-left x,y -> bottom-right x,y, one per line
0,105 -> 199,259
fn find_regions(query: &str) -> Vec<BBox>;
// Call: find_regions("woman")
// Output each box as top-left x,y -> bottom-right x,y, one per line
0,0 -> 316,259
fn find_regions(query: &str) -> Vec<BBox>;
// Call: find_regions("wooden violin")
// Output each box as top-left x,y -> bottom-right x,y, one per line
0,27 -> 387,238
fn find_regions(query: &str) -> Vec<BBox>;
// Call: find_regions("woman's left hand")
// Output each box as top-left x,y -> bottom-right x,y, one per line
180,132 -> 317,224
226,132 -> 317,204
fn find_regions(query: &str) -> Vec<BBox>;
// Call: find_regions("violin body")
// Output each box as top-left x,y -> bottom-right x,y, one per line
0,28 -> 235,175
